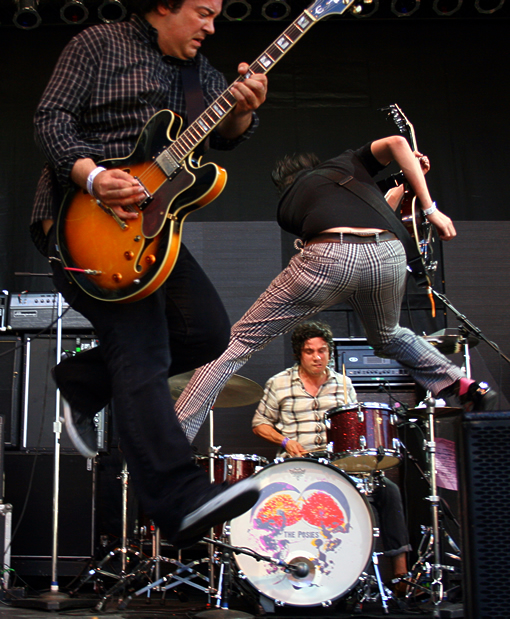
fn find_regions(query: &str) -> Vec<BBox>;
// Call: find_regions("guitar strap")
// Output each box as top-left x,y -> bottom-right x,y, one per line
312,168 -> 428,285
180,65 -> 209,154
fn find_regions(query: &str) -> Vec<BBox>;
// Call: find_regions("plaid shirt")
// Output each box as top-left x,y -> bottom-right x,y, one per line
252,364 -> 357,455
31,13 -> 258,254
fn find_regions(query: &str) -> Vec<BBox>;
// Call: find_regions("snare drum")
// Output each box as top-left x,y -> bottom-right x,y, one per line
197,453 -> 268,484
325,402 -> 401,473
230,458 -> 375,607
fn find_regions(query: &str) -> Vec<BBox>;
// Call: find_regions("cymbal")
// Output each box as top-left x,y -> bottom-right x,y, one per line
407,406 -> 462,418
423,329 -> 479,355
168,371 -> 263,408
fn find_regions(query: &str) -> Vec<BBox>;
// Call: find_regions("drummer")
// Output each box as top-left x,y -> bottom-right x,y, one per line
252,320 -> 411,584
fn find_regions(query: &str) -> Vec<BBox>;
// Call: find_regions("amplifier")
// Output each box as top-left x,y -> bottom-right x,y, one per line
334,338 -> 413,386
9,293 -> 92,331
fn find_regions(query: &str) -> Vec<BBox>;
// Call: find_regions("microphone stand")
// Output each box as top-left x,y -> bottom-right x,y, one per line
194,537 -> 310,619
11,287 -> 96,610
431,289 -> 510,366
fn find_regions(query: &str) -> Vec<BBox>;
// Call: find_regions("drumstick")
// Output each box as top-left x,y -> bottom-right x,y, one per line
342,352 -> 348,403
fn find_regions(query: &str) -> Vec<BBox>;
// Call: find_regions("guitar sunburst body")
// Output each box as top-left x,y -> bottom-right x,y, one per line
57,110 -> 227,302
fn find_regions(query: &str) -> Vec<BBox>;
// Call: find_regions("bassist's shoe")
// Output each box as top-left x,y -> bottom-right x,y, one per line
460,381 -> 498,412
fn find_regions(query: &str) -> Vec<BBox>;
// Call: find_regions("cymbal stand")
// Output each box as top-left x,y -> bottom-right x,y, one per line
71,461 -> 143,601
403,394 -> 462,611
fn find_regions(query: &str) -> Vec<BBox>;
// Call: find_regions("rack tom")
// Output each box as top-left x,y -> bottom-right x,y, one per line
325,402 -> 401,473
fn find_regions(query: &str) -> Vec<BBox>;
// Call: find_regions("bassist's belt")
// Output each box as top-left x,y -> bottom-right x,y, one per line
305,231 -> 398,246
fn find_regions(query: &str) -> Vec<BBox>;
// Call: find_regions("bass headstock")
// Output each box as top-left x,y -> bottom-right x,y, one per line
381,103 -> 417,151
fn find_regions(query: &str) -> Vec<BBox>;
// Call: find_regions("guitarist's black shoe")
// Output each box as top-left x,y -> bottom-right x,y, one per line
62,398 -> 98,459
460,381 -> 498,412
174,477 -> 260,549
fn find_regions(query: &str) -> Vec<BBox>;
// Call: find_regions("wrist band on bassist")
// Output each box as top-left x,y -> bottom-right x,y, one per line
422,202 -> 437,217
281,437 -> 290,449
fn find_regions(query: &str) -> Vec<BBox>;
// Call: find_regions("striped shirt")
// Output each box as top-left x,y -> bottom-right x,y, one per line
31,13 -> 258,255
252,364 -> 357,455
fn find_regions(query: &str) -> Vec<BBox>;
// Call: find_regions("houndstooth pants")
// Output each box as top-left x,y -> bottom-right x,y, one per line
176,239 -> 464,442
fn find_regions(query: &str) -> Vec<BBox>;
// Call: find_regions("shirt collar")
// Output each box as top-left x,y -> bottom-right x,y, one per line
291,364 -> 332,384
129,13 -> 198,67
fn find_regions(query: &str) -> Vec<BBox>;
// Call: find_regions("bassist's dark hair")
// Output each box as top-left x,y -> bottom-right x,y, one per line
271,153 -> 322,195
133,0 -> 186,16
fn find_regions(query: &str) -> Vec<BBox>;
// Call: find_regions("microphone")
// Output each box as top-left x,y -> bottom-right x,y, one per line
285,561 -> 309,578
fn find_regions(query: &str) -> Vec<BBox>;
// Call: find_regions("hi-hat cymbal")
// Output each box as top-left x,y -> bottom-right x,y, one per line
423,329 -> 479,355
168,371 -> 263,408
407,406 -> 462,418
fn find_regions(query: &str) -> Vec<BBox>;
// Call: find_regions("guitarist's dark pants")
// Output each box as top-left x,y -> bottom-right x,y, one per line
48,227 -> 231,541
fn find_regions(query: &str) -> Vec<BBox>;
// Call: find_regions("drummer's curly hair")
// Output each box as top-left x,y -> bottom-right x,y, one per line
291,321 -> 334,363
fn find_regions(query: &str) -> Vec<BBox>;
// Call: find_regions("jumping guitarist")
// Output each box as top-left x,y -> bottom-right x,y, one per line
30,0 -> 267,547
175,135 -> 497,443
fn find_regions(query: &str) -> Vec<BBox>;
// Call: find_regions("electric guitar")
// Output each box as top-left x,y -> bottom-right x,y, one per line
57,0 -> 362,303
384,104 -> 438,292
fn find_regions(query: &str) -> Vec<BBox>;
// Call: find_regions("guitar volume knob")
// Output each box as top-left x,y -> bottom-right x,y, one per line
112,273 -> 122,283
124,251 -> 135,260
145,255 -> 156,265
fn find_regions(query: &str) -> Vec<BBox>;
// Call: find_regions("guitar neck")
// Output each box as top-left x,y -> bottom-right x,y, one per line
156,0 -> 356,174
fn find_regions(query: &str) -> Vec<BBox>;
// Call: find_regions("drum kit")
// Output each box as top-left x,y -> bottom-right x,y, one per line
73,331 -> 474,616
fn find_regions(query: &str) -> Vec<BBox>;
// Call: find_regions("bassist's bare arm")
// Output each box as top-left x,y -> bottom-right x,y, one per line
372,136 -> 456,241
216,62 -> 268,140
384,151 -> 430,211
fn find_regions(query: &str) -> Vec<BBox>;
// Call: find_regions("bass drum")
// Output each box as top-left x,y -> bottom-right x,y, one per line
229,458 -> 375,608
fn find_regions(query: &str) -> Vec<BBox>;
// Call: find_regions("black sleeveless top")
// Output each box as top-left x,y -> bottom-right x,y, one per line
277,142 -> 395,240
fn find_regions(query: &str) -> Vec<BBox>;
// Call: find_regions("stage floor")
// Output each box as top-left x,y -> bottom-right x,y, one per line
0,597 -> 464,619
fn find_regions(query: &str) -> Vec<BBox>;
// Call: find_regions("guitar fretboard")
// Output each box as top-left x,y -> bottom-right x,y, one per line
155,0 -> 357,174
157,11 -> 317,173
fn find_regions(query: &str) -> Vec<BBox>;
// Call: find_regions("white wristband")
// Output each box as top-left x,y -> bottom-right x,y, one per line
86,166 -> 106,197
422,202 -> 437,217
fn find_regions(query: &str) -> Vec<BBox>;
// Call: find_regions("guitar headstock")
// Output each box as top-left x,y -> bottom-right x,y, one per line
308,0 -> 365,20
381,103 -> 417,151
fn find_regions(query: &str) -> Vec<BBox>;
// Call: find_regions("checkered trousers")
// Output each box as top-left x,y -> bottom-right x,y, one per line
176,239 -> 464,441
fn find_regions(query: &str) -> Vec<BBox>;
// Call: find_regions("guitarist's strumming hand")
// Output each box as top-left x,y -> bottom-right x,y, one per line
71,157 -> 145,220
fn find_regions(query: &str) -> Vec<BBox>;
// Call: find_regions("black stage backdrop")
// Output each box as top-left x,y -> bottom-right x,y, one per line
1,10 -> 509,403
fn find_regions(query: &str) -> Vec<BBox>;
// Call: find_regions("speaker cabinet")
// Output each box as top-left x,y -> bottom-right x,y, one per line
0,336 -> 22,448
458,411 -> 510,619
4,453 -> 96,574
21,335 -> 109,453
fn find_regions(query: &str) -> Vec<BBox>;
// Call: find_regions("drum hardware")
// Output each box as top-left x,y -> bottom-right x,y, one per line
71,460 -> 211,611
401,395 -> 463,612
170,371 -> 264,608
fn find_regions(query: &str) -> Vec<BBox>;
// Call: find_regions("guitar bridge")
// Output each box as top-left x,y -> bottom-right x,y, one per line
134,177 -> 154,211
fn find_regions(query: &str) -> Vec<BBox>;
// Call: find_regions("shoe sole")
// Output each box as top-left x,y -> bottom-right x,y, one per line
175,479 -> 260,548
62,398 -> 98,459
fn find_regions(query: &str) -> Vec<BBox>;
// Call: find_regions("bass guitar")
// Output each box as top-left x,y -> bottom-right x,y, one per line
57,0 -> 362,303
383,103 -> 438,311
